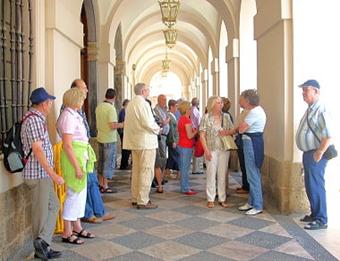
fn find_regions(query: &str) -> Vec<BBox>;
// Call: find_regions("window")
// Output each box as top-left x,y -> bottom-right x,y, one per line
0,0 -> 33,152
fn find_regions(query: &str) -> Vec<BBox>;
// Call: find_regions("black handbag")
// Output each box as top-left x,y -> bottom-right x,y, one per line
306,110 -> 337,160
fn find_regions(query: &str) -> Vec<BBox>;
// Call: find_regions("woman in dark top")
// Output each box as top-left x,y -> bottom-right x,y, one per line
118,99 -> 131,170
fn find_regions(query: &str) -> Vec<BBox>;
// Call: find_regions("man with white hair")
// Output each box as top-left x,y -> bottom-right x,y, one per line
123,83 -> 160,209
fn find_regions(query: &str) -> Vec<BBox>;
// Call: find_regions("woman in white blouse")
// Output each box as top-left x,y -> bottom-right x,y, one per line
200,96 -> 234,208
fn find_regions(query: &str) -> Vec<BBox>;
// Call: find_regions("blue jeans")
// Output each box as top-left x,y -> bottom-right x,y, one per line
84,172 -> 105,218
178,146 -> 193,192
303,150 -> 328,224
243,138 -> 263,210
97,142 -> 116,179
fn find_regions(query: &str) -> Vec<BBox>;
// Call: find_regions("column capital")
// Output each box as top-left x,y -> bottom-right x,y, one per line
210,58 -> 219,74
226,38 -> 239,62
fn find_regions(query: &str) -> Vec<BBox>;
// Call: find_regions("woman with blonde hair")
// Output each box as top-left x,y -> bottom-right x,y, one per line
200,96 -> 234,208
57,88 -> 96,244
177,101 -> 198,195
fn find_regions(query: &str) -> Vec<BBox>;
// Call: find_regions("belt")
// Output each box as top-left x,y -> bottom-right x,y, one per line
161,134 -> 168,137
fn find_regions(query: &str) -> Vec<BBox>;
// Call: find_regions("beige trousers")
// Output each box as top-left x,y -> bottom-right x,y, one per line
131,149 -> 156,205
24,178 -> 59,245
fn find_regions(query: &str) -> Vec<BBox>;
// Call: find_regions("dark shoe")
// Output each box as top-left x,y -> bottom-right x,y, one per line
34,249 -> 62,259
192,172 -> 203,175
235,188 -> 249,194
304,220 -> 328,230
137,201 -> 158,209
100,187 -> 117,193
300,214 -> 315,222
33,238 -> 48,260
131,202 -> 137,206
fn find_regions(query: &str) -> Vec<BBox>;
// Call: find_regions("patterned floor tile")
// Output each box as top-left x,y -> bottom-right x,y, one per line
140,241 -> 200,260
236,231 -> 292,249
53,250 -> 93,261
198,209 -> 243,223
252,250 -> 314,261
145,210 -> 189,223
72,240 -> 131,260
105,251 -> 162,261
173,205 -> 211,216
179,251 -> 235,261
259,223 -> 293,238
18,169 -> 338,261
174,216 -> 220,231
275,239 -> 315,260
203,223 -> 254,240
145,224 -> 192,240
90,223 -> 135,240
119,216 -> 165,230
175,232 -> 226,250
228,216 -> 275,230
111,231 -> 165,250
208,240 -> 269,261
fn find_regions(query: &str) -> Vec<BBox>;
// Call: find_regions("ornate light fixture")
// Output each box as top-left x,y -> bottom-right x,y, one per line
163,27 -> 177,49
158,0 -> 180,27
161,49 -> 171,76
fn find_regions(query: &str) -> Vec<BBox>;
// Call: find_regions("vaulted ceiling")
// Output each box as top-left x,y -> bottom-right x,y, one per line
94,0 -> 242,88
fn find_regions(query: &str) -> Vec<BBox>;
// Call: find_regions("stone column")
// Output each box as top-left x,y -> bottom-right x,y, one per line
114,59 -> 126,107
211,58 -> 219,96
97,41 -> 115,103
226,38 -> 240,119
254,0 -> 306,213
200,69 -> 208,114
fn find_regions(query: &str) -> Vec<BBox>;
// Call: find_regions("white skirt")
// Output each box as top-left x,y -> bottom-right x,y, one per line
62,184 -> 87,221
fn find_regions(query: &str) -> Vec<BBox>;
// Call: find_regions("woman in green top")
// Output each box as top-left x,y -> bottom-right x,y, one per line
57,88 -> 96,245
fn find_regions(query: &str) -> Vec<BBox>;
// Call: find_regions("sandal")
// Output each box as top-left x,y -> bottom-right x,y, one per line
207,202 -> 214,208
156,186 -> 164,193
62,235 -> 84,245
73,229 -> 95,239
219,202 -> 230,208
81,216 -> 103,224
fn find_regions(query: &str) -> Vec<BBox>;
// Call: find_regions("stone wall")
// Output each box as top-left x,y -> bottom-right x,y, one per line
262,155 -> 309,214
0,184 -> 32,260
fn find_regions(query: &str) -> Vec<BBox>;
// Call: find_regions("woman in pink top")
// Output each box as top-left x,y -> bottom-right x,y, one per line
177,101 -> 198,195
57,88 -> 95,245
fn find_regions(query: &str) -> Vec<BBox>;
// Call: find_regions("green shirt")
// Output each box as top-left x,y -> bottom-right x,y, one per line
95,101 -> 118,143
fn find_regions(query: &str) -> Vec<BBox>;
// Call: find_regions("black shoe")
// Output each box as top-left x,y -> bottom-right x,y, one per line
304,220 -> 327,230
35,249 -> 62,259
300,214 -> 315,222
33,238 -> 48,260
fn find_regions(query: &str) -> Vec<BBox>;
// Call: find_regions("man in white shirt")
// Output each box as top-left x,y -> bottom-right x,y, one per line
123,83 -> 160,209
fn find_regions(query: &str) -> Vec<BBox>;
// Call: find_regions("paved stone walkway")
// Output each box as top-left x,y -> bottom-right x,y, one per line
23,170 -> 338,261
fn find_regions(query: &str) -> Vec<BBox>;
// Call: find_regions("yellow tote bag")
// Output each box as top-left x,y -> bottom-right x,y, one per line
220,135 -> 238,150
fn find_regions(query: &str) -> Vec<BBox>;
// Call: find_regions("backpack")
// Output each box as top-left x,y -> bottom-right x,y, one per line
3,112 -> 36,173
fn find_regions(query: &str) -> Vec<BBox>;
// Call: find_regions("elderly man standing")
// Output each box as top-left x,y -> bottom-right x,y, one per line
21,87 -> 64,260
153,94 -> 170,192
123,83 -> 160,209
296,79 -> 333,230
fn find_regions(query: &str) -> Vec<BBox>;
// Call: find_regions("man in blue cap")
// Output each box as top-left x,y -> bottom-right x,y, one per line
21,87 -> 64,259
296,79 -> 333,230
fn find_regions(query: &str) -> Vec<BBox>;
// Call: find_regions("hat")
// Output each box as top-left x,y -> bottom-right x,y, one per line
298,79 -> 320,89
30,87 -> 56,104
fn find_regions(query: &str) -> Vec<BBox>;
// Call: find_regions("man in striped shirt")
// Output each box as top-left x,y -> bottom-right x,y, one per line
296,79 -> 332,230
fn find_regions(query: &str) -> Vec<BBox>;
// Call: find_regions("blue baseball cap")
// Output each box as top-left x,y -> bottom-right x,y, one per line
30,87 -> 56,104
298,79 -> 320,89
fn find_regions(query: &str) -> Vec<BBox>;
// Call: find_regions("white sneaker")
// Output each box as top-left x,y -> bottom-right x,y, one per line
245,208 -> 263,215
238,203 -> 253,211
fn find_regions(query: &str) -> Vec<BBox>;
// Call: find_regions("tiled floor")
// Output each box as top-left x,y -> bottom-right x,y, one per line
23,170 -> 339,261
